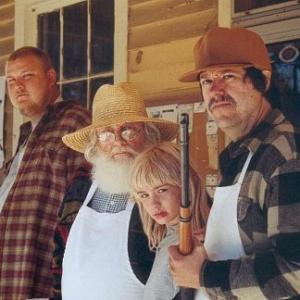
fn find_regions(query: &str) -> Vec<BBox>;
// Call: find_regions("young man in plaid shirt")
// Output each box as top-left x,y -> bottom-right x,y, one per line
169,27 -> 300,299
1,47 -> 91,300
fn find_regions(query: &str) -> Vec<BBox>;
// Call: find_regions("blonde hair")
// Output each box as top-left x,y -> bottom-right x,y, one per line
130,142 -> 208,250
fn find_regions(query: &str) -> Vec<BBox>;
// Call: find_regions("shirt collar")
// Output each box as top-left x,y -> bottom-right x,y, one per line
225,109 -> 286,159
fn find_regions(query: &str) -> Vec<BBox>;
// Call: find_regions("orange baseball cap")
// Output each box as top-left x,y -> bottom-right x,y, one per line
179,27 -> 271,82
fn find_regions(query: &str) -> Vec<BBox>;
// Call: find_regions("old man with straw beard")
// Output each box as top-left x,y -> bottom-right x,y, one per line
59,82 -> 178,300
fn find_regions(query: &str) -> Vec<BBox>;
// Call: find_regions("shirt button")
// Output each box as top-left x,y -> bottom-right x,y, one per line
110,201 -> 115,205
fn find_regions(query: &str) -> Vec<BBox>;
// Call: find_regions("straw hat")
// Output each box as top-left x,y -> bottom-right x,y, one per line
62,82 -> 179,153
180,27 -> 271,82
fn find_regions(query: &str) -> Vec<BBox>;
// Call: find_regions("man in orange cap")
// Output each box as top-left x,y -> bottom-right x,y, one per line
169,27 -> 300,299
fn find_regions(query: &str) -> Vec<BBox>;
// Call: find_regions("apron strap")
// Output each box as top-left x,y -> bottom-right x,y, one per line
237,151 -> 253,184
82,182 -> 98,206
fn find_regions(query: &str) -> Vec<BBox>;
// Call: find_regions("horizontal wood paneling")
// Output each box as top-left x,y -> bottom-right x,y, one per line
128,37 -> 205,105
129,0 -> 153,6
128,37 -> 198,73
129,8 -> 217,49
0,36 -> 14,55
0,0 -> 14,181
129,0 -> 217,27
0,3 -> 14,20
0,1 -> 14,73
0,0 -> 14,69
128,0 -> 218,104
0,54 -> 9,74
0,19 -> 14,39
129,61 -> 199,104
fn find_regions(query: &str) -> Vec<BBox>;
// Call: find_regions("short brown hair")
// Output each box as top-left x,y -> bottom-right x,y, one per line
7,46 -> 53,71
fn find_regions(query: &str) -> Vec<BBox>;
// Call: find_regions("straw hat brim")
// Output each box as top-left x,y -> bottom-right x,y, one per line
63,114 -> 179,153
179,63 -> 254,82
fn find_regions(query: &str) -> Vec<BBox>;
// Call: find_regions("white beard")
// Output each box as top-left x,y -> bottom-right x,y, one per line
91,155 -> 134,194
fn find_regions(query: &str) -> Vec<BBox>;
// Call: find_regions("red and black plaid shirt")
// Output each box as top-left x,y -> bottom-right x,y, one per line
0,101 -> 91,300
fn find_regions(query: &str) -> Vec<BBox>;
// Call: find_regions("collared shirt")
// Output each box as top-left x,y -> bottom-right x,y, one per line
0,101 -> 91,300
88,187 -> 129,213
201,109 -> 300,299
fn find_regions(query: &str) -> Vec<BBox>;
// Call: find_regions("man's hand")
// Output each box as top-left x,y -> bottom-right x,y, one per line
168,245 -> 208,289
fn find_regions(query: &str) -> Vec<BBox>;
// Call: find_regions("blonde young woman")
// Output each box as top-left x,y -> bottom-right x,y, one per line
130,142 -> 210,300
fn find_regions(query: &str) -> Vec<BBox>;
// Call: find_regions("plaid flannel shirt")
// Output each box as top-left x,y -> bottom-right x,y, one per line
201,109 -> 300,299
0,101 -> 91,300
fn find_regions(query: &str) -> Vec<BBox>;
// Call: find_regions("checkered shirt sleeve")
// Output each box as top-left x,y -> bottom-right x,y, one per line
201,109 -> 300,299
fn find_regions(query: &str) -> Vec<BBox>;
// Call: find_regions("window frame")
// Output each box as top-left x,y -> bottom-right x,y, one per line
231,0 -> 300,20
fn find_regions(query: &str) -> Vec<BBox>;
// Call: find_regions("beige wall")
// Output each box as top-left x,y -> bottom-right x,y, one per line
128,0 -> 218,105
0,0 -> 14,74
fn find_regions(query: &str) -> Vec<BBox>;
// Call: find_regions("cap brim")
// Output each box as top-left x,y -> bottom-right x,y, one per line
179,63 -> 254,82
63,116 -> 179,153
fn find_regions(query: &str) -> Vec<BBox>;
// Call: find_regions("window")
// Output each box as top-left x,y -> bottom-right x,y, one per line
268,39 -> 300,125
36,0 -> 114,109
231,0 -> 300,27
233,0 -> 297,14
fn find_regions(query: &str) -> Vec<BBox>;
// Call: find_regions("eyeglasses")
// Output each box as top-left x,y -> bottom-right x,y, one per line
97,125 -> 143,144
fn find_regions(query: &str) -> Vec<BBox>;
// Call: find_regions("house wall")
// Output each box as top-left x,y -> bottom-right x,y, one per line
128,0 -> 218,104
0,0 -> 14,182
128,0 -> 223,186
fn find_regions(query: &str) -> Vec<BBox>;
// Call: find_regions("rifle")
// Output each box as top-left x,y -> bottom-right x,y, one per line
179,113 -> 195,299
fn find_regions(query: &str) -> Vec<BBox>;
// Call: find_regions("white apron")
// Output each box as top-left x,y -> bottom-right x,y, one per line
62,183 -> 145,300
195,152 -> 252,300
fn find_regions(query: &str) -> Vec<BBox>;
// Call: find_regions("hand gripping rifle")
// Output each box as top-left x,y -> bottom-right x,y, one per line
179,113 -> 195,299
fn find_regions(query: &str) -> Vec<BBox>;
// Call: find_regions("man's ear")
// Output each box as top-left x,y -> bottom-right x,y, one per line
47,68 -> 57,86
262,70 -> 271,91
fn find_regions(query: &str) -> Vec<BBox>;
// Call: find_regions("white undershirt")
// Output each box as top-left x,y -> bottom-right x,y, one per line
0,96 -> 63,213
0,144 -> 26,213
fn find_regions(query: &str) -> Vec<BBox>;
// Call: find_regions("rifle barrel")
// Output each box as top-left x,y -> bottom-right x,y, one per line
179,113 -> 195,298
179,113 -> 193,254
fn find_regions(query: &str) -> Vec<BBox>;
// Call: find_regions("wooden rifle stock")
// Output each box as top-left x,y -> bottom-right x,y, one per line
179,113 -> 195,299
179,206 -> 193,255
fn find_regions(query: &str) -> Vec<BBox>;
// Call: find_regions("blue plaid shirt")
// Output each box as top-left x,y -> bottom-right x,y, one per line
88,188 -> 129,213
